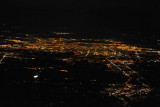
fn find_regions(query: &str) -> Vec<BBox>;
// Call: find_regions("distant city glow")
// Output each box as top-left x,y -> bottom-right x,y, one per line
0,32 -> 160,105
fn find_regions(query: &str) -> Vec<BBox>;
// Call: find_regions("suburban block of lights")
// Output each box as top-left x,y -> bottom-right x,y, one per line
0,30 -> 160,106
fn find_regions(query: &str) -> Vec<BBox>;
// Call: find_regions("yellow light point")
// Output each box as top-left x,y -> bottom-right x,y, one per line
60,70 -> 68,72
11,39 -> 23,43
120,92 -> 127,95
157,51 -> 160,55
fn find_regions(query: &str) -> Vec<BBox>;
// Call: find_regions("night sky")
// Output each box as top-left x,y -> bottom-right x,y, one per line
0,0 -> 159,32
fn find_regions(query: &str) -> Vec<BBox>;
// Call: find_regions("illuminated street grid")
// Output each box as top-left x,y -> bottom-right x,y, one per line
0,34 -> 160,104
